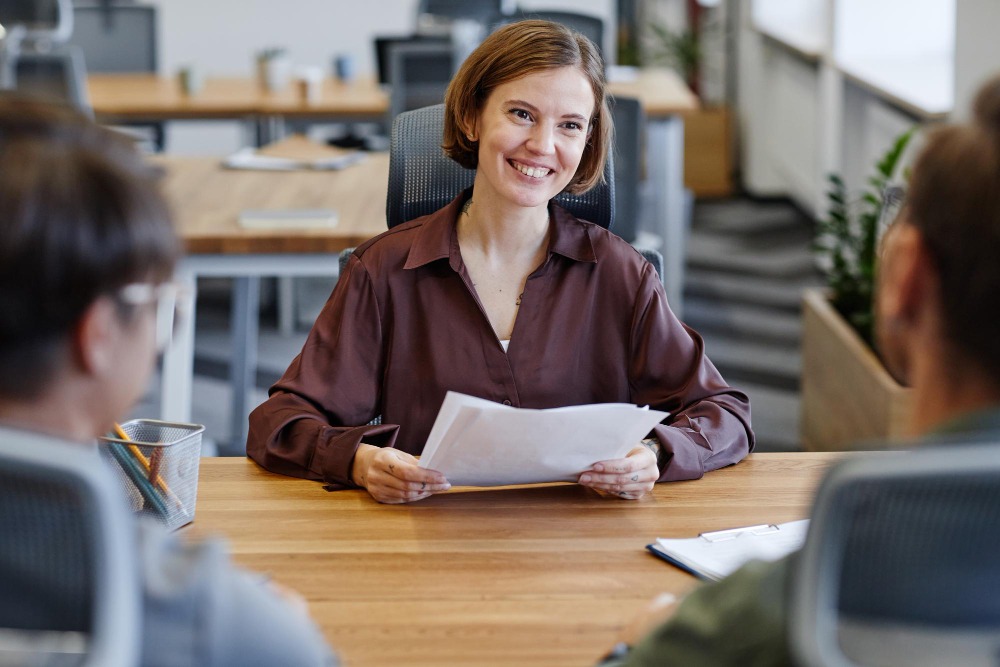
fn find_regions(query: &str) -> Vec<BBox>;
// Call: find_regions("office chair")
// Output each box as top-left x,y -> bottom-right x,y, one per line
789,443 -> 1000,667
68,2 -> 163,150
7,46 -> 91,112
387,41 -> 455,122
496,10 -> 604,54
382,103 -> 664,282
0,431 -> 140,667
417,0 -> 504,25
609,95 -> 644,244
387,103 -> 616,230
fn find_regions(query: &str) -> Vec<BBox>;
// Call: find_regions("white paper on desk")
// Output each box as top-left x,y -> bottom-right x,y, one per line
222,147 -> 366,171
418,391 -> 669,486
652,519 -> 810,581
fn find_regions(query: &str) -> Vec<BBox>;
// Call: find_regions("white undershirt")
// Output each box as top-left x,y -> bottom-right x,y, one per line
499,339 -> 510,353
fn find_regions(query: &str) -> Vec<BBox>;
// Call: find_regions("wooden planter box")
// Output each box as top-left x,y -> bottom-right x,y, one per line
682,105 -> 733,198
800,288 -> 914,450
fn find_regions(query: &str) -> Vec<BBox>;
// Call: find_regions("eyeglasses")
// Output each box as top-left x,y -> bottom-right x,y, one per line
878,185 -> 907,237
117,282 -> 192,352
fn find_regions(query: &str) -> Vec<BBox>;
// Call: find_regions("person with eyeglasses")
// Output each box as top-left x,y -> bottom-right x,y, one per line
0,93 -> 336,666
595,73 -> 1000,667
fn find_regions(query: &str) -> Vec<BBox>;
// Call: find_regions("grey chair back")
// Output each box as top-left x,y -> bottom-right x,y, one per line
790,443 -> 1000,667
610,95 -> 643,243
418,0 -> 503,24
0,431 -> 140,667
387,42 -> 455,122
68,4 -> 157,73
387,103 -> 615,230
5,46 -> 91,113
497,11 -> 604,54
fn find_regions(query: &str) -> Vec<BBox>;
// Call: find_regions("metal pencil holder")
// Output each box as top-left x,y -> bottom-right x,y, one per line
99,419 -> 205,531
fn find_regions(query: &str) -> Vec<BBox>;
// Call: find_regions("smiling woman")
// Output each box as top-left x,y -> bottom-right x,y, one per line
247,20 -> 754,505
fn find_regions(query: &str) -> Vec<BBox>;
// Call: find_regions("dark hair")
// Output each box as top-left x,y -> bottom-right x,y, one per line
442,19 -> 611,195
0,94 -> 179,397
905,75 -> 1000,382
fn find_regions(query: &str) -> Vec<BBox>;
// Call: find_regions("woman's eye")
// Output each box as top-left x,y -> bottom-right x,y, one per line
563,122 -> 582,131
509,108 -> 531,121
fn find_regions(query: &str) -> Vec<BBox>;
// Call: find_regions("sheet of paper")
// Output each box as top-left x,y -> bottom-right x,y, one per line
653,519 -> 810,581
418,391 -> 668,486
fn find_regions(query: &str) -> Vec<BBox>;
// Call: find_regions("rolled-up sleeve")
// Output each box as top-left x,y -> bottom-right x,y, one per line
246,254 -> 398,487
629,264 -> 754,481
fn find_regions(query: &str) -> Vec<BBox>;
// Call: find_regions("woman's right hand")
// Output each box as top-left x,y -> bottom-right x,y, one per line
351,444 -> 451,504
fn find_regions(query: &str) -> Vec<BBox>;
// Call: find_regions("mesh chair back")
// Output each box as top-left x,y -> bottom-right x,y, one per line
790,443 -> 1000,667
388,42 -> 455,121
418,0 -> 502,23
387,104 -> 615,229
610,96 -> 643,243
0,431 -> 140,666
69,4 -> 157,73
497,11 -> 604,53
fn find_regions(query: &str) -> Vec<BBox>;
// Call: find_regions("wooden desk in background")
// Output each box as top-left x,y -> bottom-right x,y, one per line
155,143 -> 389,447
190,452 -> 842,666
92,69 -> 697,312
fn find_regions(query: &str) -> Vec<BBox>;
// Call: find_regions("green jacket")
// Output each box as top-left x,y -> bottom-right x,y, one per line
603,407 -> 1000,667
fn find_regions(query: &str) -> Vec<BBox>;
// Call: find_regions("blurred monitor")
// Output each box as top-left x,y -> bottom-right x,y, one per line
374,34 -> 449,86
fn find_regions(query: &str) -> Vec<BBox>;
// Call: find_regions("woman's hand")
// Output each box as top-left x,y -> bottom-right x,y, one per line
352,444 -> 451,504
578,445 -> 659,500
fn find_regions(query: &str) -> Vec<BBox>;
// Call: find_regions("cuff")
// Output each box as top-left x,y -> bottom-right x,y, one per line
313,423 -> 399,489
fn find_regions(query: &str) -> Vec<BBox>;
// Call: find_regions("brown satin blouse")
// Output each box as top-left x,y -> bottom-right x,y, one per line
247,192 -> 754,487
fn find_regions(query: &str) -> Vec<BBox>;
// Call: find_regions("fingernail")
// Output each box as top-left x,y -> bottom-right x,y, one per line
580,474 -> 591,483
443,483 -> 451,490
594,464 -> 604,472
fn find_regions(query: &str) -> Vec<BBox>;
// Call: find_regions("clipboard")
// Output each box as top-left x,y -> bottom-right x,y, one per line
646,519 -> 809,581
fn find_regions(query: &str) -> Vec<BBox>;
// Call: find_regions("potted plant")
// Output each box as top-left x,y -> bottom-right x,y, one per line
800,129 -> 916,451
645,1 -> 733,197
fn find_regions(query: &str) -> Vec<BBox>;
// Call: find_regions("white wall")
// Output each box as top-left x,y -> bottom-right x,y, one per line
148,0 -> 614,154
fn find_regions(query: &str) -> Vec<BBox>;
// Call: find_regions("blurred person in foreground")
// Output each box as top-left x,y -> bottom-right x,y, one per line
598,73 -> 1000,666
0,93 -> 335,666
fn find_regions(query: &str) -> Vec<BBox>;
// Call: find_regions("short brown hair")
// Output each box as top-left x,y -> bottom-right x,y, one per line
0,93 -> 179,397
442,19 -> 611,195
905,75 -> 1000,382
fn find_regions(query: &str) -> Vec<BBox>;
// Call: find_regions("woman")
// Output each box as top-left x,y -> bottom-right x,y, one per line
247,20 -> 753,504
0,94 -> 334,666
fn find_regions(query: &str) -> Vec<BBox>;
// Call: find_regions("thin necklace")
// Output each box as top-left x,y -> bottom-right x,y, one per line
461,199 -> 547,306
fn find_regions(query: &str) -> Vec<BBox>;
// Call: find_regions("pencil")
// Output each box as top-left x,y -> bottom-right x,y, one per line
106,442 -> 169,518
113,422 -> 183,511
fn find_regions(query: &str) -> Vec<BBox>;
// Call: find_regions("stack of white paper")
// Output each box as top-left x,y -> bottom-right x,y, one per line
417,391 -> 669,486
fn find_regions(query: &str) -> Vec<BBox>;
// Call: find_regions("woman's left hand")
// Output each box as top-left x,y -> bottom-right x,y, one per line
578,445 -> 659,500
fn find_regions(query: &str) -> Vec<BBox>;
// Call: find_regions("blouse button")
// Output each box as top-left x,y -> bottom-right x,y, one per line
502,399 -> 512,406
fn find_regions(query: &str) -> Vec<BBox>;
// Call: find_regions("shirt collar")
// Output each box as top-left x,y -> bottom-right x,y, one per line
402,188 -> 598,270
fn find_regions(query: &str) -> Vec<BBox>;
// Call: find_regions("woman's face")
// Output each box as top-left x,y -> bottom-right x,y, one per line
471,66 -> 595,210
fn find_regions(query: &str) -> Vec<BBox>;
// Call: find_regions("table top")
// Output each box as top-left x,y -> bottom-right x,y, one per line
189,452 -> 844,666
89,74 -> 389,119
152,137 -> 389,255
90,68 -> 697,121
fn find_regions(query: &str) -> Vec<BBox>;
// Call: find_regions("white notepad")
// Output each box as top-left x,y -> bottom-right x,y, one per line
647,519 -> 810,581
223,147 -> 365,171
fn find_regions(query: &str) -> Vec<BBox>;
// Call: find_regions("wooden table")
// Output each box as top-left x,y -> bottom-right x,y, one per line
189,452 -> 841,666
155,140 -> 389,445
92,69 -> 697,313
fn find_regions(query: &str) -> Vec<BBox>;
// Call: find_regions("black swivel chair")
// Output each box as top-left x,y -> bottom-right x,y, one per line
789,442 -> 1000,667
0,431 -> 140,666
